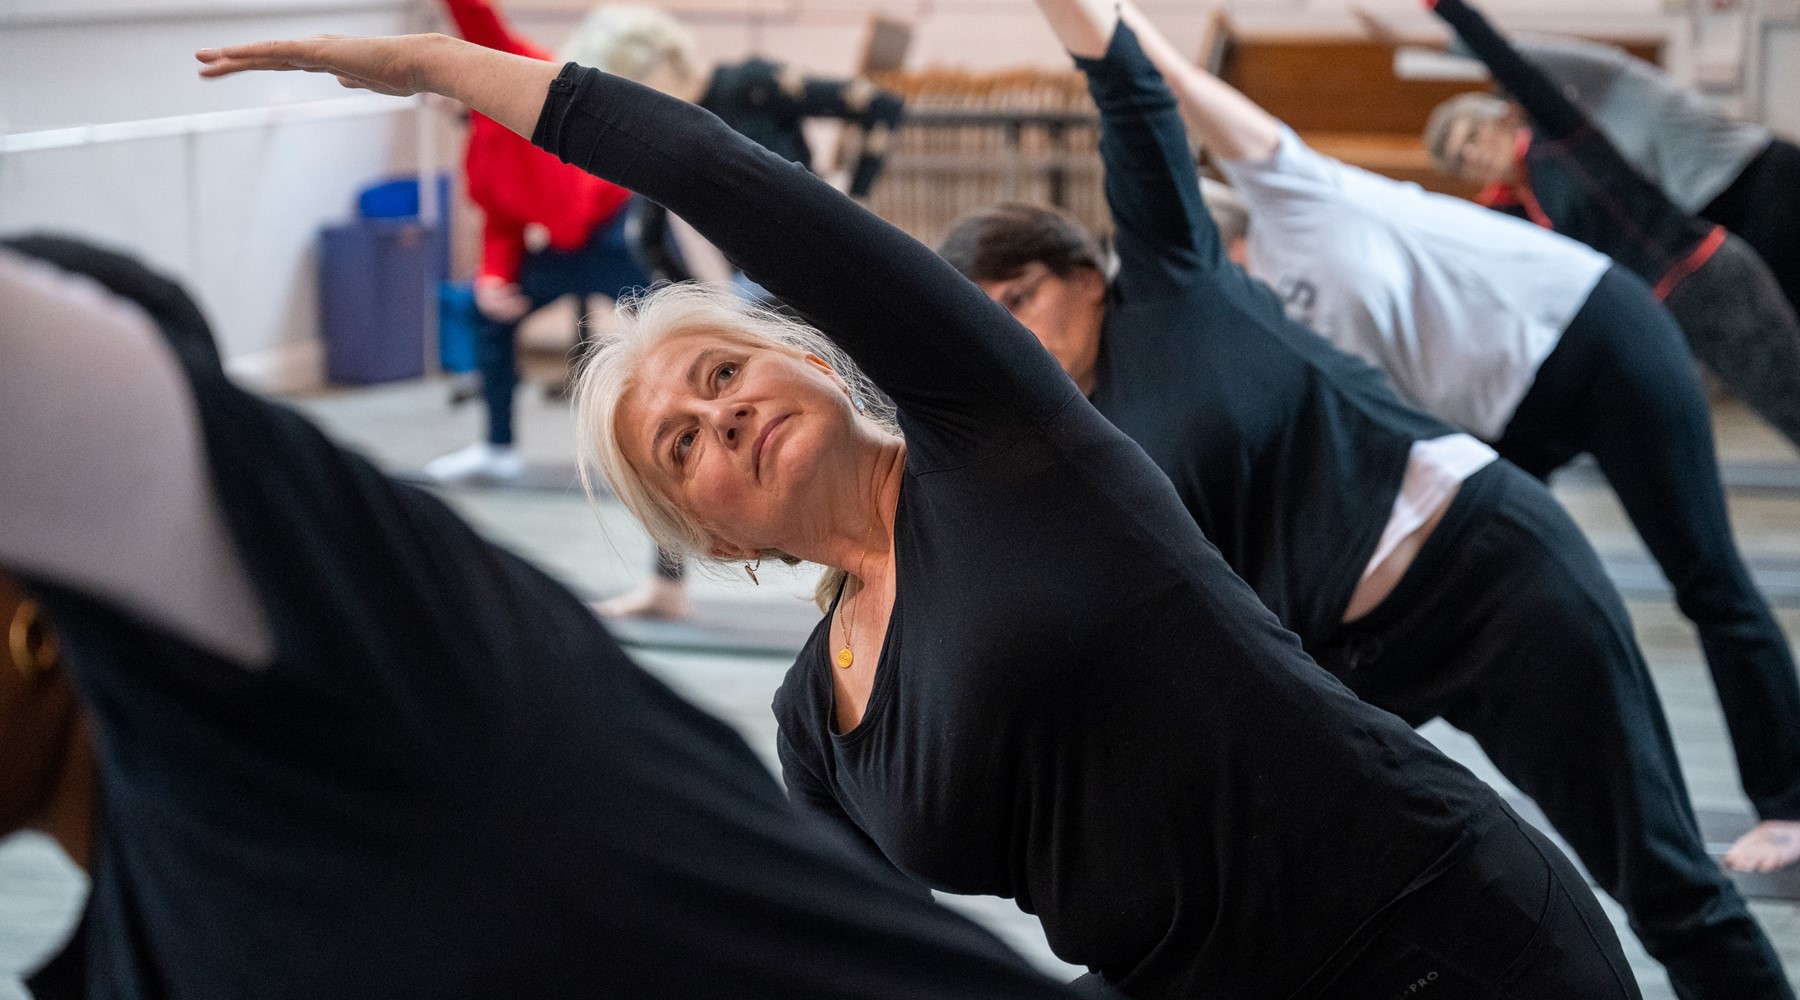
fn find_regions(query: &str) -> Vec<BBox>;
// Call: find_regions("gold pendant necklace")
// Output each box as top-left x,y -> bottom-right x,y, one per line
836,516 -> 880,670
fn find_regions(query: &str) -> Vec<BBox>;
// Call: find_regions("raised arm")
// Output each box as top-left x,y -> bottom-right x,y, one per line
1428,0 -> 1586,138
199,35 -> 1077,432
1036,0 -> 1226,295
1115,1 -> 1283,163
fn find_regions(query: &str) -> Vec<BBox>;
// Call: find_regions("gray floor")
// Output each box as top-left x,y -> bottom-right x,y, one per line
4,375 -> 1800,997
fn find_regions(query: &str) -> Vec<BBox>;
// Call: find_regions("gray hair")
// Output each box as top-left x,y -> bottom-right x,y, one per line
573,282 -> 898,610
558,5 -> 698,89
1423,91 -> 1514,175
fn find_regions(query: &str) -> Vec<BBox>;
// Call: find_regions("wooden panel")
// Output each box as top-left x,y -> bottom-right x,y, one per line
1220,37 -> 1480,135
1216,25 -> 1662,194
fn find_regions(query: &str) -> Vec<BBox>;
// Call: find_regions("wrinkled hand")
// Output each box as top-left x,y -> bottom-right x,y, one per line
474,277 -> 531,323
196,34 -> 440,97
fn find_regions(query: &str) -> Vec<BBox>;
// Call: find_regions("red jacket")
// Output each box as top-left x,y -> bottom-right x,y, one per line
443,0 -> 633,283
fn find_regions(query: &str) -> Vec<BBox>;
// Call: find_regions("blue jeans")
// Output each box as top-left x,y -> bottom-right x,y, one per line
476,210 -> 649,445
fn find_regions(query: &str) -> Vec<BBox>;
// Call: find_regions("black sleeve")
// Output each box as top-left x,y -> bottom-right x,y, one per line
1074,23 -> 1227,302
532,64 -> 1079,457
792,76 -> 907,198
1429,0 -> 1585,139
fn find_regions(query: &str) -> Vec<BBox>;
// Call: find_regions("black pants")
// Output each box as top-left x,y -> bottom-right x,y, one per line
1663,232 -> 1800,450
1318,462 -> 1792,1000
1313,805 -> 1638,1000
1702,137 -> 1800,319
476,212 -> 648,445
1498,264 -> 1800,823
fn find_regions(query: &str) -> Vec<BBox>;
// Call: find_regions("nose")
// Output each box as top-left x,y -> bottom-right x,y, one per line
706,402 -> 753,448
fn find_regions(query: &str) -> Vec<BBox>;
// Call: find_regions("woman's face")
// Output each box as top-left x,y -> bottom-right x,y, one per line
1442,115 -> 1521,186
617,331 -> 861,558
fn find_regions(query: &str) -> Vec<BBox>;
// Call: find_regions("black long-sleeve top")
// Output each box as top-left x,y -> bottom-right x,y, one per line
1076,28 -> 1457,647
10,244 -> 1068,999
1432,0 -> 1724,297
533,31 -> 1501,1000
634,58 -> 904,283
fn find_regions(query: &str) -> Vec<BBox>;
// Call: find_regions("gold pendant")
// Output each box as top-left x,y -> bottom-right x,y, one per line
836,647 -> 855,669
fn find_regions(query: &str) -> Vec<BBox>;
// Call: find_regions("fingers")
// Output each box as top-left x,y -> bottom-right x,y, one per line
196,42 -> 309,78
195,38 -> 334,78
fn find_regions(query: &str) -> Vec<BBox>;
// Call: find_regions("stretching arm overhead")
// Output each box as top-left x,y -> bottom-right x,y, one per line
1428,0 -> 1586,139
199,35 -> 1079,441
1035,0 -> 1226,296
1114,1 -> 1282,163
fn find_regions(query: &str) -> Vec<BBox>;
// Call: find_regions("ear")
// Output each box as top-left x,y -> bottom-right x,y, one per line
803,353 -> 834,375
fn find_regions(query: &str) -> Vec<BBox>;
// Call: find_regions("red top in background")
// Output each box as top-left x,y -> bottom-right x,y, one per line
442,0 -> 633,284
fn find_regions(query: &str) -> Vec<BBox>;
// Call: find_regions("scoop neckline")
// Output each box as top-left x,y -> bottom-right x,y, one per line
824,482 -> 909,746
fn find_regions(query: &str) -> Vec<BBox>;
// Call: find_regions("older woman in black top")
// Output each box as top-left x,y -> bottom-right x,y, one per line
200,18 -> 1637,998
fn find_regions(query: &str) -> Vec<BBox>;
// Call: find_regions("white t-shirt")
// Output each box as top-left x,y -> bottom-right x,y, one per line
1219,128 -> 1610,440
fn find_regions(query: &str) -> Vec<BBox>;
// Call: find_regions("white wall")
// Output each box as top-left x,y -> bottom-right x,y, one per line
0,0 -> 428,390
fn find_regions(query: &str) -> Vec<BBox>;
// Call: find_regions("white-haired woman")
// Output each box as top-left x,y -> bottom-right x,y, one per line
579,7 -> 908,623
200,26 -> 1640,999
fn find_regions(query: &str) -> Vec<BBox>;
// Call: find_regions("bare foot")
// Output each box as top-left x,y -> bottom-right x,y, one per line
1723,820 -> 1800,873
593,578 -> 692,622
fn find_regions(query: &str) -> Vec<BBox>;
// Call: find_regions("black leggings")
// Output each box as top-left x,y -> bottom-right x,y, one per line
1498,264 -> 1800,823
1702,137 -> 1800,319
1313,806 -> 1639,1000
1663,232 -> 1800,450
1319,462 -> 1791,1000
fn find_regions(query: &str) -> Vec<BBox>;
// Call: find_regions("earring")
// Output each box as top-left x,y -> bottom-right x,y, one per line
852,394 -> 868,414
744,555 -> 762,586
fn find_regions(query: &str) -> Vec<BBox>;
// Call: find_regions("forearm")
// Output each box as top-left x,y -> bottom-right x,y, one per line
418,34 -> 563,143
1428,0 -> 1585,137
1036,0 -> 1120,59
1075,21 -> 1222,284
1118,1 -> 1280,163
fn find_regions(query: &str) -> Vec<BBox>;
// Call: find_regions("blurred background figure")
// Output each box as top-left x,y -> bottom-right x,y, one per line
423,1 -> 671,483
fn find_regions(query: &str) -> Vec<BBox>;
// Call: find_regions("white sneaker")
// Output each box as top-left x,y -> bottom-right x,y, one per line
422,442 -> 525,483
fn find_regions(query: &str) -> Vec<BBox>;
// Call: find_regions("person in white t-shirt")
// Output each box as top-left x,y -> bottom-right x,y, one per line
1117,0 -> 1800,877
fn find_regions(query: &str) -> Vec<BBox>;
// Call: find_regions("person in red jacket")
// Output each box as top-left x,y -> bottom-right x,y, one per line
424,2 -> 682,481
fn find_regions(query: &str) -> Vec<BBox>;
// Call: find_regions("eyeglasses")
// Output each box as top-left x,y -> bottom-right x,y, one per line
997,271 -> 1051,315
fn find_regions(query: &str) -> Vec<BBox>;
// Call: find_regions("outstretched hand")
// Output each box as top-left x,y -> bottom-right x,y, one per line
196,34 -> 440,97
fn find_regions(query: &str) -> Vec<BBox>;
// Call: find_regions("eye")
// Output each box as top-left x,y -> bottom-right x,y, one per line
673,428 -> 698,465
714,362 -> 739,386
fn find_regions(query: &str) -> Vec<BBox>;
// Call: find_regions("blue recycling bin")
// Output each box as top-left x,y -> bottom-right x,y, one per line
437,280 -> 480,374
318,218 -> 439,385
